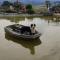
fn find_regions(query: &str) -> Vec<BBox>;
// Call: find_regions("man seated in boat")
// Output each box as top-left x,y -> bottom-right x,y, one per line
20,24 -> 36,35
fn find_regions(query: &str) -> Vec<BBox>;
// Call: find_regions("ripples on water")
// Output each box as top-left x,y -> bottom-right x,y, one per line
0,17 -> 60,60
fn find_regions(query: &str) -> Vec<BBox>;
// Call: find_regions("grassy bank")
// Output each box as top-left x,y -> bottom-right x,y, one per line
0,14 -> 60,22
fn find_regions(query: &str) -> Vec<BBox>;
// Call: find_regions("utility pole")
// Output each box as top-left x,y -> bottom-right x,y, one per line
17,0 -> 19,4
45,0 -> 51,11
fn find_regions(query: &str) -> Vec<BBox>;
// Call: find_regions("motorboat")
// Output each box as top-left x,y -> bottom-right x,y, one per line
4,24 -> 41,39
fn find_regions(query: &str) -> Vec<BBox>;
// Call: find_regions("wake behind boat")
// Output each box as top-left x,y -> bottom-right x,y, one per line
4,24 -> 41,39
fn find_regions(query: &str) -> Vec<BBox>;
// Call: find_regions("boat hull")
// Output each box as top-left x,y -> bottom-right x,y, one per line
4,24 -> 41,39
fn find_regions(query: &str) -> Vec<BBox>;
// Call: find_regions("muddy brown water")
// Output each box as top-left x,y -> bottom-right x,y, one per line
0,17 -> 60,60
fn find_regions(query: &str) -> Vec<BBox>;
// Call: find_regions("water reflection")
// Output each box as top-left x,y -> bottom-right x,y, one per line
5,33 -> 41,55
0,17 -> 34,23
5,17 -> 25,23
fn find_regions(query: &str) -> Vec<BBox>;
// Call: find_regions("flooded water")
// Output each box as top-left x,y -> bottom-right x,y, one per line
0,17 -> 60,60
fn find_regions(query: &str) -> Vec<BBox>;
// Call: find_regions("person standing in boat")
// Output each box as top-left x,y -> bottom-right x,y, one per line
30,24 -> 36,35
20,24 -> 36,35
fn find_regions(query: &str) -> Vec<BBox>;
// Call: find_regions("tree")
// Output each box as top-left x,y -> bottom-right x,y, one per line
26,4 -> 32,10
13,2 -> 21,12
27,9 -> 35,14
2,1 -> 12,7
26,4 -> 35,14
1,1 -> 13,12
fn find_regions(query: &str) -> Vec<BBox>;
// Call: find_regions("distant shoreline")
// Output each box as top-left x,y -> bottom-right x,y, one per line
0,13 -> 43,17
0,13 -> 60,20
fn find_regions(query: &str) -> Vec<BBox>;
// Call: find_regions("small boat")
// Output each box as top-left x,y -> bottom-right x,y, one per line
4,24 -> 41,39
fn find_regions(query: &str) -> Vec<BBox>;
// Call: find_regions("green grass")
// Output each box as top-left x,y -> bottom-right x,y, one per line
0,15 -> 60,22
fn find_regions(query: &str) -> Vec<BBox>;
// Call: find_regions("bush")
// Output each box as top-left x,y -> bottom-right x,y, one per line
26,4 -> 35,14
26,4 -> 32,10
27,9 -> 35,14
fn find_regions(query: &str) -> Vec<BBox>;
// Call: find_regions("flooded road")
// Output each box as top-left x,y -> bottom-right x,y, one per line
0,17 -> 60,60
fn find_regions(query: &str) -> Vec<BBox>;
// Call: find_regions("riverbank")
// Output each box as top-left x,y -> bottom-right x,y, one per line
0,13 -> 43,17
0,13 -> 60,21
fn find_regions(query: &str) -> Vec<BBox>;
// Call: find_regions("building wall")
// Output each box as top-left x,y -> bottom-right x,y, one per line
32,5 -> 48,13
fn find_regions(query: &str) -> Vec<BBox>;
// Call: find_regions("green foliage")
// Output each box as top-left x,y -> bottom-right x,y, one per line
26,4 -> 32,10
2,1 -> 12,7
1,1 -> 21,12
13,2 -> 21,12
27,9 -> 35,14
15,4 -> 20,12
26,4 -> 35,14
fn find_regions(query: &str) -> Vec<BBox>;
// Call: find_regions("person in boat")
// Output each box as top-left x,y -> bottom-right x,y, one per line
30,24 -> 36,35
20,24 -> 36,35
